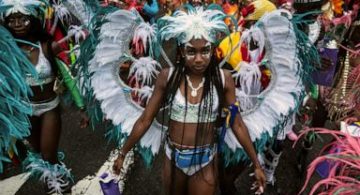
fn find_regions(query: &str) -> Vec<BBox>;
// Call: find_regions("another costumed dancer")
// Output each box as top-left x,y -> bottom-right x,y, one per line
293,16 -> 360,193
293,0 -> 360,173
0,0 -> 87,194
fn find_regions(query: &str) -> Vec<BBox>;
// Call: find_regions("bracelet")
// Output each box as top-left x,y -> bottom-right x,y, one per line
118,150 -> 126,158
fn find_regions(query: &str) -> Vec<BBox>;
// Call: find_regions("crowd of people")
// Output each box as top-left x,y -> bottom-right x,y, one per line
0,0 -> 359,195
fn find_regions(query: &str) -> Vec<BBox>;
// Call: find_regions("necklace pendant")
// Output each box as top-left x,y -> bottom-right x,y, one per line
191,90 -> 197,97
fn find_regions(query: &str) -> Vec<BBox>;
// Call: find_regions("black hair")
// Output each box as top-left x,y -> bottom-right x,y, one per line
162,44 -> 225,192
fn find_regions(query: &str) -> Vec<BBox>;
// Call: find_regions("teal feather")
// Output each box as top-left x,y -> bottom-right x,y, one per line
82,0 -> 100,13
0,26 -> 35,173
23,151 -> 74,192
292,12 -> 320,88
76,6 -> 118,129
221,93 -> 305,166
137,146 -> 154,168
105,125 -> 129,147
206,3 -> 224,11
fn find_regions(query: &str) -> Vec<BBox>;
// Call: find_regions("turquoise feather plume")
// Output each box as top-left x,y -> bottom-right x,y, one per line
0,26 -> 36,173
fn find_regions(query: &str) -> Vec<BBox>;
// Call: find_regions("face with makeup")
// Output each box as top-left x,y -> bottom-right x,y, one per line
5,13 -> 32,38
181,38 -> 212,74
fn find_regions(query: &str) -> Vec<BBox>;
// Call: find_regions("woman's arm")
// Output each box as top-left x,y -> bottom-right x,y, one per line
222,69 -> 266,192
113,68 -> 169,174
223,70 -> 260,168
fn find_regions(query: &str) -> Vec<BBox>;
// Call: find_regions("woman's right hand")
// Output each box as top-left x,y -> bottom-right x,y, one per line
113,155 -> 125,175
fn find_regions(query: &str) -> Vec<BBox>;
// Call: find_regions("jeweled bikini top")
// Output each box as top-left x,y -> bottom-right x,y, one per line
168,68 -> 225,123
26,43 -> 55,86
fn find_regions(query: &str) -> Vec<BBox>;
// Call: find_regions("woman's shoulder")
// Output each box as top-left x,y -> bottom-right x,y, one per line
156,67 -> 172,87
159,67 -> 171,78
219,68 -> 234,88
219,68 -> 232,78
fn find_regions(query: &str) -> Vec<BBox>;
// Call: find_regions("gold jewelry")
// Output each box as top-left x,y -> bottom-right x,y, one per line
326,51 -> 354,121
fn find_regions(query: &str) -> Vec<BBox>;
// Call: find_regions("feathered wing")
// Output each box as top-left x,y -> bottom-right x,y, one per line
0,26 -> 36,173
81,9 -> 165,166
222,10 -> 306,165
62,0 -> 98,26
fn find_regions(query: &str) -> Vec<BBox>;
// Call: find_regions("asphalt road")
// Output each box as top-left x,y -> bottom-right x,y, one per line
1,105 -> 115,195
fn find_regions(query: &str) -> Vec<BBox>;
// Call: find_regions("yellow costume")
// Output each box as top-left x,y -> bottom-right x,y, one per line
217,32 -> 242,69
245,0 -> 277,21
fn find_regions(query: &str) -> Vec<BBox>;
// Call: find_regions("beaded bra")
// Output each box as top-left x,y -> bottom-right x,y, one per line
168,68 -> 224,123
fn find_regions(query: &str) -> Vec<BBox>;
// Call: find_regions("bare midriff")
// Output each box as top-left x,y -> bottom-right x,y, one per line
29,81 -> 57,102
168,120 -> 216,149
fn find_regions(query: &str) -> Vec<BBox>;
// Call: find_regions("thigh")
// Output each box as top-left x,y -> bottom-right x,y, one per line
163,154 -> 188,195
188,157 -> 218,195
28,116 -> 42,152
40,106 -> 61,163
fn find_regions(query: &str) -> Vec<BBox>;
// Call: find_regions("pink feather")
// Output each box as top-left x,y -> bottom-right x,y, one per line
296,127 -> 360,194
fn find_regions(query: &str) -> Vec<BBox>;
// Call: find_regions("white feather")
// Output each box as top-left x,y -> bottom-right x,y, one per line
159,7 -> 228,43
87,10 -> 164,161
128,57 -> 161,87
133,22 -> 157,55
67,25 -> 86,44
135,85 -> 154,104
62,0 -> 93,25
233,61 -> 261,96
1,0 -> 43,16
240,27 -> 265,62
52,0 -> 71,24
226,10 -> 304,153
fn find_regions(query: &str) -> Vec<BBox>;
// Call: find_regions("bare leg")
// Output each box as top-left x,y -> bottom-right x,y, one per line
188,157 -> 218,195
163,155 -> 188,195
40,106 -> 61,164
28,116 -> 41,152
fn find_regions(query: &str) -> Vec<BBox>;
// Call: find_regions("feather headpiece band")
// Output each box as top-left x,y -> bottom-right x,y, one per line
0,0 -> 47,18
158,5 -> 229,44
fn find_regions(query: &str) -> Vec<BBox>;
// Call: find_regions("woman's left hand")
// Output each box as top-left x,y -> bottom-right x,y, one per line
253,167 -> 266,194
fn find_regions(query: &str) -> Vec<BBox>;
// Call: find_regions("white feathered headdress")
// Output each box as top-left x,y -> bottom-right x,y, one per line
158,6 -> 229,44
0,0 -> 47,18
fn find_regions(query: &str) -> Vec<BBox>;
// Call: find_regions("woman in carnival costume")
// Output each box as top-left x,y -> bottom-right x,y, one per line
72,0 -> 308,194
111,5 -> 266,194
0,0 -> 87,193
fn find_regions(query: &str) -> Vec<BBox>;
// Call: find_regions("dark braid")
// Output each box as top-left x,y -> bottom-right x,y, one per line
163,48 -> 225,185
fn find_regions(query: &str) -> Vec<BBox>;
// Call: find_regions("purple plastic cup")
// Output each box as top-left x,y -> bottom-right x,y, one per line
312,44 -> 339,86
99,173 -> 121,195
